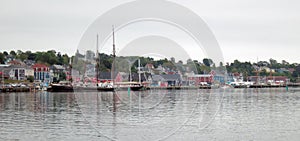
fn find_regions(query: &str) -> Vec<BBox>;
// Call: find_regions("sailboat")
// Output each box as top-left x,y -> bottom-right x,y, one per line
96,33 -> 115,92
72,34 -> 113,92
97,26 -> 144,91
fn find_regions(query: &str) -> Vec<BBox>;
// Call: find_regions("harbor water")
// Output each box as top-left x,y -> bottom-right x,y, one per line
0,88 -> 299,141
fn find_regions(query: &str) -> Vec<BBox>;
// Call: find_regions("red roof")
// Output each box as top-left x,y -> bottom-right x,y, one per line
32,63 -> 48,68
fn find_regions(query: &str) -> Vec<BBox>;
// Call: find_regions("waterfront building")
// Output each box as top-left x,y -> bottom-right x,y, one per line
10,65 -> 26,80
187,74 -> 213,86
0,64 -> 27,80
32,64 -> 50,82
25,66 -> 34,78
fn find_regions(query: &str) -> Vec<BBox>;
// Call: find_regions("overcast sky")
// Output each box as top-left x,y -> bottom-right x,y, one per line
0,0 -> 299,63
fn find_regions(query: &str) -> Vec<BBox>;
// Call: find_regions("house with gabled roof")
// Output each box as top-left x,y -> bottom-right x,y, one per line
0,64 -> 27,80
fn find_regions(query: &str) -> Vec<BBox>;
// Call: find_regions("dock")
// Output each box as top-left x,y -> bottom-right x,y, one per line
0,87 -> 30,93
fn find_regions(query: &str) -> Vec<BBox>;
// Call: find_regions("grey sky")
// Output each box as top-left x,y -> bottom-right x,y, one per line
0,0 -> 299,63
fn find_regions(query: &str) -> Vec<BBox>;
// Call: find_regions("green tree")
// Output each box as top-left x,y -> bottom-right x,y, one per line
0,52 -> 5,64
203,58 -> 213,67
178,60 -> 183,64
16,51 -> 28,61
47,50 -> 58,65
35,50 -> 58,65
9,50 -> 16,57
27,51 -> 36,60
62,54 -> 69,65
57,52 -> 63,65
3,51 -> 8,56
17,50 -> 23,56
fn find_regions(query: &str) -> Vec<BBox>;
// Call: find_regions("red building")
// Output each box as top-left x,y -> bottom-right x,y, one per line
32,64 -> 50,82
187,74 -> 213,86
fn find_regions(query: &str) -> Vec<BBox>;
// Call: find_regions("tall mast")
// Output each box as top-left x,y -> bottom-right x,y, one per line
96,34 -> 99,86
138,59 -> 141,84
113,26 -> 116,58
84,52 -> 87,78
69,57 -> 72,82
112,25 -> 116,85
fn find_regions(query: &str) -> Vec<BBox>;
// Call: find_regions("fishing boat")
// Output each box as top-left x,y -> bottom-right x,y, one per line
47,81 -> 74,92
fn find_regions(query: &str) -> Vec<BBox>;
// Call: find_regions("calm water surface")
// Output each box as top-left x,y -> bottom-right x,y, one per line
0,88 -> 299,141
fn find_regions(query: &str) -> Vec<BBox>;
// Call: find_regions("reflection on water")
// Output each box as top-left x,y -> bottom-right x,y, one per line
0,88 -> 299,141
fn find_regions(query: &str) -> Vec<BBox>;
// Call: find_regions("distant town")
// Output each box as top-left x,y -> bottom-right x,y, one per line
1,49 -> 300,90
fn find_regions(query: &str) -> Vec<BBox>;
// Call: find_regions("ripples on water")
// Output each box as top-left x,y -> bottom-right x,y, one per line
0,88 -> 299,141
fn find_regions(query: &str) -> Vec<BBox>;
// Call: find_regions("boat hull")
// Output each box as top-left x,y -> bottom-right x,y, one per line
115,85 -> 144,91
97,87 -> 115,92
48,85 -> 74,92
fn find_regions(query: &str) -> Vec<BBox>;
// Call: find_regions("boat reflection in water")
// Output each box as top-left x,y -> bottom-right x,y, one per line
75,89 -> 213,140
1,88 -> 299,140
